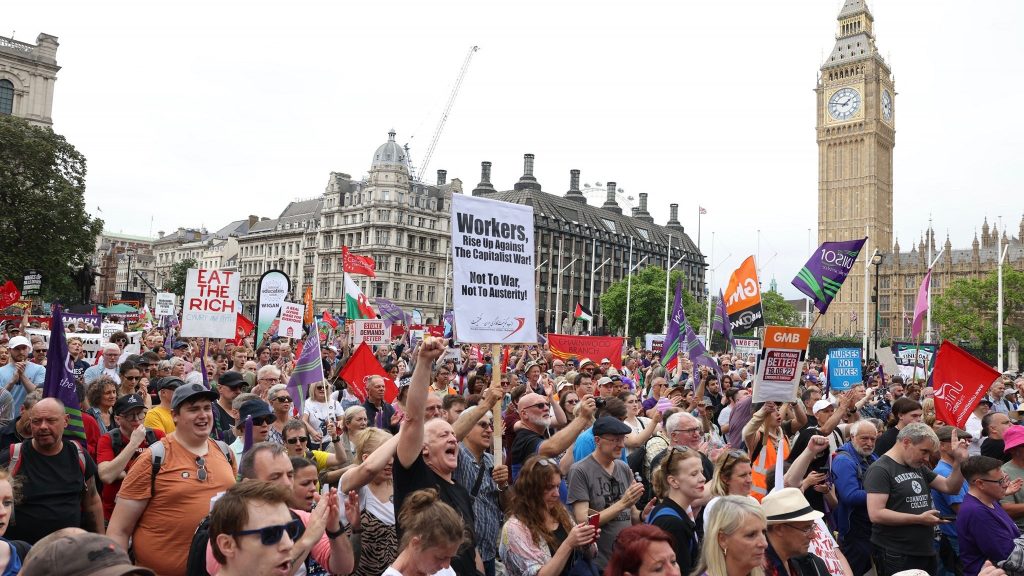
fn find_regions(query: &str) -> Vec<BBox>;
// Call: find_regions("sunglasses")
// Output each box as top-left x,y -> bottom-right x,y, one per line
251,416 -> 275,426
286,436 -> 309,445
124,375 -> 142,381
525,402 -> 550,412
232,518 -> 304,546
195,456 -> 208,482
272,396 -> 293,403
534,457 -> 559,468
476,421 -> 494,430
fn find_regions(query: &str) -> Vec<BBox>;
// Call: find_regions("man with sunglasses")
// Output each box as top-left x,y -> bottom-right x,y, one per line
958,455 -> 1024,576
96,394 -> 165,521
762,487 -> 831,576
510,391 -> 595,482
109,382 -> 236,576
209,481 -> 298,576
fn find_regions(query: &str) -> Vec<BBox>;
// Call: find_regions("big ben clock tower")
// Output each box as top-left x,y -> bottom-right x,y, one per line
816,0 -> 895,336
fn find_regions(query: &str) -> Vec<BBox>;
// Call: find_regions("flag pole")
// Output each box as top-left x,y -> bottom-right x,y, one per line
705,232 -> 715,346
490,343 -> 503,457
663,234 -> 672,333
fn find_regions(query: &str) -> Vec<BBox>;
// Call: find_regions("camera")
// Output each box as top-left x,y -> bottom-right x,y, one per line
594,397 -> 606,408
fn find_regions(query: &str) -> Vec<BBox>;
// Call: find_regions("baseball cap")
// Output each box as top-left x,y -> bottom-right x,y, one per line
600,358 -> 611,364
812,399 -> 835,414
6,336 -> 30,350
155,377 -> 185,392
1004,425 -> 1024,452
113,394 -> 146,417
556,378 -> 574,393
597,376 -> 614,387
218,371 -> 246,389
173,341 -> 189,350
935,426 -> 972,443
170,382 -> 219,410
593,416 -> 632,436
239,399 -> 275,423
20,532 -> 155,576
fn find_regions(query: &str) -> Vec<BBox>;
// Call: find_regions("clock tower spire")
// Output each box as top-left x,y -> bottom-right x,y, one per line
816,0 -> 895,337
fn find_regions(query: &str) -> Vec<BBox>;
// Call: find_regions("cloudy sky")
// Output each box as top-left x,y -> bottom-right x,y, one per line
8,0 -> 1023,298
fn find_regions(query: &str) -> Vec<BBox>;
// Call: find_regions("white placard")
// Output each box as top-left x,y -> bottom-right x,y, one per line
101,322 -> 125,341
353,319 -> 387,347
155,292 -> 176,317
277,302 -> 304,338
180,269 -> 239,338
733,337 -> 761,357
28,328 -> 141,362
450,194 -> 537,344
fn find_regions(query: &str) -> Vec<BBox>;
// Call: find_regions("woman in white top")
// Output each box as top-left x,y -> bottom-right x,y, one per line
340,428 -> 401,576
303,379 -> 343,451
618,391 -> 659,456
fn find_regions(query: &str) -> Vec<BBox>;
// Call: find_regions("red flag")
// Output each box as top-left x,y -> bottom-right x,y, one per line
303,286 -> 314,327
322,310 -> 338,329
343,246 -> 376,278
931,340 -> 1001,428
234,313 -> 255,345
340,342 -> 398,403
0,281 -> 20,309
500,346 -> 510,374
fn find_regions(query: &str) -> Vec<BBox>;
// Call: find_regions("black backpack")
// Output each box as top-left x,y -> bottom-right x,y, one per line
107,427 -> 159,458
627,436 -> 667,510
186,509 -> 304,576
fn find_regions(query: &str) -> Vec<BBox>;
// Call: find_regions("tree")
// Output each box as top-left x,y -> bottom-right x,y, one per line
760,288 -> 801,328
166,258 -> 197,297
600,266 -> 704,339
0,116 -> 103,302
932,268 -> 1024,350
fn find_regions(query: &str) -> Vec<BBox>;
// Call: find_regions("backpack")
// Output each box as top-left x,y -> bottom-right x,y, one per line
627,436 -> 666,510
148,438 -> 234,497
185,508 -> 303,576
108,427 -> 159,458
9,440 -> 87,476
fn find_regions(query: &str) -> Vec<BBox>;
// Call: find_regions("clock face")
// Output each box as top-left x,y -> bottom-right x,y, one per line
828,87 -> 861,121
882,89 -> 893,120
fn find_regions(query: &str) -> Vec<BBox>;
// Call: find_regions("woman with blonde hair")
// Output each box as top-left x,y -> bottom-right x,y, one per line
384,488 -> 464,576
0,469 -> 29,573
339,405 -> 369,455
647,446 -> 705,575
340,428 -> 401,576
692,495 -> 767,576
700,449 -> 754,532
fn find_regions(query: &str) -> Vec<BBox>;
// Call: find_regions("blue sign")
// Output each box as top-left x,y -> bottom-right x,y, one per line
828,348 -> 863,391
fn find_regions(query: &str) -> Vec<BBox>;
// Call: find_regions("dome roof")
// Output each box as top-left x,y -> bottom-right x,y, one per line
371,129 -> 409,171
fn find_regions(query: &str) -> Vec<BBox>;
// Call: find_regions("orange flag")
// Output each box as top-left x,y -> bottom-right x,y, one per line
724,256 -> 764,333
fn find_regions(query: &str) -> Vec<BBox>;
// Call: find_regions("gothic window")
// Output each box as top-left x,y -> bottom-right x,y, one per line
0,80 -> 12,115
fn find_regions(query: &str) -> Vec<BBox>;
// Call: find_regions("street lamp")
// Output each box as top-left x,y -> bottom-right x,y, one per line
871,250 -> 883,361
124,247 -> 136,297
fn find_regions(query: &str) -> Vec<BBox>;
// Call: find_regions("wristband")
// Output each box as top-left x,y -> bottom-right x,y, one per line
325,526 -> 345,540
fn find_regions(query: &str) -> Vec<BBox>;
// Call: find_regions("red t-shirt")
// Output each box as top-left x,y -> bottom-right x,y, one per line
95,427 -> 167,519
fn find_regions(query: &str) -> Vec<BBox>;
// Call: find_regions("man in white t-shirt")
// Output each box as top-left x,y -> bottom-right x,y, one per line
84,343 -> 122,386
966,400 -> 991,456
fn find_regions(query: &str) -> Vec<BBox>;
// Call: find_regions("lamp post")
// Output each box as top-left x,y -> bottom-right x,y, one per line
624,237 -> 649,340
999,235 -> 1010,371
124,247 -> 136,298
871,251 -> 883,361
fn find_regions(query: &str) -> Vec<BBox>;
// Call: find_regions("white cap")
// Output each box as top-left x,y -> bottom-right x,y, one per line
812,399 -> 835,413
6,336 -> 30,350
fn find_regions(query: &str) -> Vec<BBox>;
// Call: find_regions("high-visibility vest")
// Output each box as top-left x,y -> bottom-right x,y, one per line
750,431 -> 790,502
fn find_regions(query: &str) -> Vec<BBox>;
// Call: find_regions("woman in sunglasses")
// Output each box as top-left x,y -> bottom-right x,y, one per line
303,380 -> 343,451
499,454 -> 597,576
647,446 -> 706,576
700,450 -> 754,533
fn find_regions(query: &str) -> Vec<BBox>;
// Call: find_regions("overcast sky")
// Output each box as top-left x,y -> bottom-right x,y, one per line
8,0 -> 1023,299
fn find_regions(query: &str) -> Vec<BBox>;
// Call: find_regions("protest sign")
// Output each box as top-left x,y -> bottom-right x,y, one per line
753,326 -> 811,403
277,302 -> 304,338
63,314 -> 101,331
256,270 -> 290,342
353,319 -> 388,346
548,334 -> 624,368
451,194 -> 537,343
101,322 -> 125,341
27,328 -> 142,362
827,348 -> 863,391
180,269 -> 239,338
155,292 -> 176,316
892,341 -> 937,380
734,337 -> 761,357
22,269 -> 42,296
0,315 -> 51,329
645,333 -> 665,356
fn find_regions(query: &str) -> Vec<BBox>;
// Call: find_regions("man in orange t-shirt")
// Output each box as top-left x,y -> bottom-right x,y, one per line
107,383 -> 236,576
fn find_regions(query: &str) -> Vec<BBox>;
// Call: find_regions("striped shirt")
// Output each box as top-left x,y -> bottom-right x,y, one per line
454,443 -> 502,562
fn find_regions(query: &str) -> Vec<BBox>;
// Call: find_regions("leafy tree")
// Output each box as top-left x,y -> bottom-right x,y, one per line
932,268 -> 1024,350
600,266 -> 704,339
761,287 -> 802,328
166,258 -> 197,297
0,116 -> 103,302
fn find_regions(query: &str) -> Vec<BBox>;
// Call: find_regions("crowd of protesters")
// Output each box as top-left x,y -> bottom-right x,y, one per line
0,314 -> 1022,576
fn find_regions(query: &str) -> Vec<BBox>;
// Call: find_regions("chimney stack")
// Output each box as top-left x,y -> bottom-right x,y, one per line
666,203 -> 684,231
437,169 -> 447,186
602,181 -> 621,214
514,153 -> 541,191
565,169 -> 586,203
633,193 -> 654,223
472,161 -> 496,196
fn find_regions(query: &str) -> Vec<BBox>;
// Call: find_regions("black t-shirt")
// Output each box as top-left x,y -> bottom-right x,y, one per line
787,427 -> 843,512
982,438 -> 1010,462
863,454 -> 938,555
510,428 -> 545,478
6,440 -> 98,544
393,453 -> 478,576
213,402 -> 236,444
873,425 -> 900,457
363,400 -> 399,434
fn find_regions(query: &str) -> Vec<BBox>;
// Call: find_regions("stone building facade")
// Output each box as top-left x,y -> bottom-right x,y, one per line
0,33 -> 59,126
90,232 -> 155,305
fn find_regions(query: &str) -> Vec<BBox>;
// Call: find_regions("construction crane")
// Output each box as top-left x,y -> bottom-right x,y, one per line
416,45 -> 479,181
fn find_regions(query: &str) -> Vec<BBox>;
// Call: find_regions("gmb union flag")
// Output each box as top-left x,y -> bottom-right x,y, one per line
792,238 -> 867,315
724,256 -> 764,333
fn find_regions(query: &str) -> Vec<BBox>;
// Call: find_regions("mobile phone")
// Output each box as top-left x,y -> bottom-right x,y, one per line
939,514 -> 956,522
587,513 -> 600,530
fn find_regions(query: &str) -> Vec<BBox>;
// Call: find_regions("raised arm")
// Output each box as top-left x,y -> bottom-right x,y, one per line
538,396 -> 596,457
453,386 -> 502,442
340,431 -> 402,493
396,338 -> 445,468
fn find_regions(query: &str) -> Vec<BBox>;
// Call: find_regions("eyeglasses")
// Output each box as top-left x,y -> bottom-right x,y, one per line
272,396 -> 293,404
979,475 -> 1011,487
674,426 -> 703,436
251,416 -> 275,426
781,523 -> 815,536
259,378 -> 280,383
195,457 -> 208,482
121,410 -> 147,421
232,518 -> 304,546
525,402 -> 550,411
534,457 -> 559,468
286,436 -> 309,445
565,399 -> 579,405
476,421 -> 494,430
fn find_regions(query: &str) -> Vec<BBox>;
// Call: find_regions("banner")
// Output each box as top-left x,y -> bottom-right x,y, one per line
63,314 -> 101,331
548,334 -> 624,369
180,269 -> 239,338
892,341 -> 938,380
451,194 -> 537,343
733,337 -> 761,357
753,326 -> 811,403
27,328 -> 142,362
932,340 -> 1001,428
792,238 -> 867,314
277,302 -> 304,338
827,348 -> 863,391
42,306 -> 85,440
155,292 -> 176,317
724,256 -> 764,333
22,269 -> 42,296
353,319 -> 388,347
256,270 -> 291,343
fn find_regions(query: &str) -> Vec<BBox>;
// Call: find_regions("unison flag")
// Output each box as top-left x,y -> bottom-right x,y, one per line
685,323 -> 722,379
792,238 -> 867,314
43,305 -> 86,441
342,246 -> 376,277
662,281 -> 686,373
911,269 -> 933,341
233,313 -> 255,345
374,298 -> 406,327
931,340 -> 1000,428
724,256 -> 764,332
340,342 -> 398,403
711,289 -> 734,348
0,281 -> 20,309
287,330 -> 324,414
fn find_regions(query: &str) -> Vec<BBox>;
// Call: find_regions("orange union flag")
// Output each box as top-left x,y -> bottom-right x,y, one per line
724,256 -> 764,333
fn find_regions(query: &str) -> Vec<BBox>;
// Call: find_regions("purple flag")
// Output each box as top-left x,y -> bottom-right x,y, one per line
711,289 -> 734,348
44,305 -> 86,440
287,330 -> 324,414
243,415 -> 254,453
684,323 -> 722,380
792,238 -> 867,314
374,298 -> 406,327
912,268 -> 932,341
199,338 -> 209,390
661,280 -> 686,372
